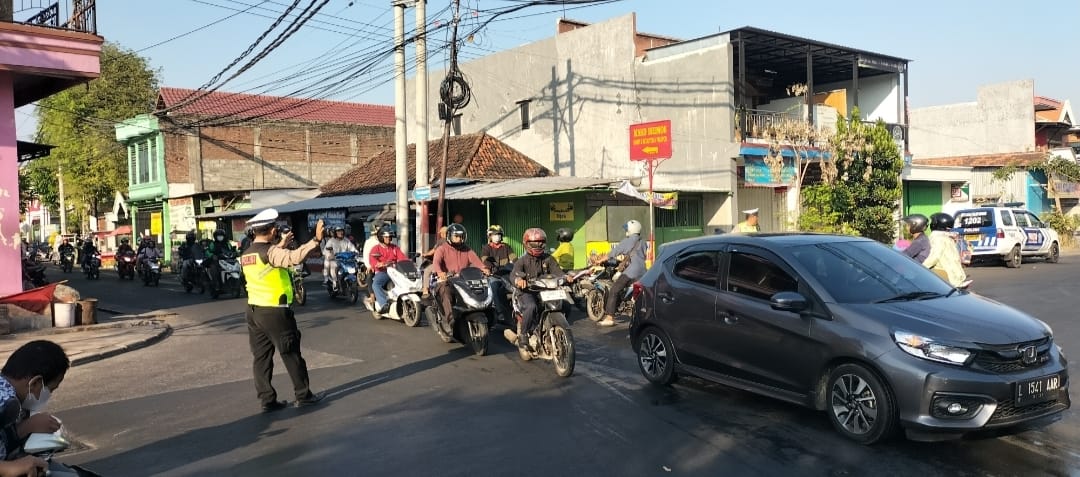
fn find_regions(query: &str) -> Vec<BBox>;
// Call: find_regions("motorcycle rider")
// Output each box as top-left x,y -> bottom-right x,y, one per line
368,224 -> 407,315
505,228 -> 572,350
116,237 -> 134,257
57,238 -> 75,268
239,227 -> 255,253
80,238 -> 98,272
900,214 -> 931,262
552,227 -> 575,271
420,225 -> 449,298
177,231 -> 205,284
923,212 -> 968,288
207,229 -> 238,293
594,219 -> 647,327
432,223 -> 489,323
322,225 -> 359,291
480,225 -> 516,323
137,239 -> 163,276
361,224 -> 380,270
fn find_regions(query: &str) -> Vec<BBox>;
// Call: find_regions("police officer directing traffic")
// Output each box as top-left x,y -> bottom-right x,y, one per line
241,208 -> 326,412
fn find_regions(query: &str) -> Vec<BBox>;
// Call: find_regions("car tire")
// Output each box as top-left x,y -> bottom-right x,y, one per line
635,327 -> 677,386
1004,245 -> 1022,268
1046,242 -> 1059,264
826,363 -> 898,445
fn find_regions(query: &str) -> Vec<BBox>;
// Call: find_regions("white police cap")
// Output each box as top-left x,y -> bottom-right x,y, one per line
246,208 -> 280,228
742,208 -> 759,215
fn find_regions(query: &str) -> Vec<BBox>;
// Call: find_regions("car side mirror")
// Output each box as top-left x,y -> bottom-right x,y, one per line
770,291 -> 809,313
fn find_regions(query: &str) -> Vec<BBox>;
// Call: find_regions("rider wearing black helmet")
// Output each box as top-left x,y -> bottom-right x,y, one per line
177,231 -> 205,283
368,224 -> 407,314
431,223 -> 489,321
900,214 -> 930,262
924,212 -> 967,287
207,229 -> 238,292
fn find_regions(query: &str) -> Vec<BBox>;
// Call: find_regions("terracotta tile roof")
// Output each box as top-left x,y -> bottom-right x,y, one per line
320,132 -> 552,196
156,87 -> 395,126
912,152 -> 1048,167
1035,95 -> 1062,110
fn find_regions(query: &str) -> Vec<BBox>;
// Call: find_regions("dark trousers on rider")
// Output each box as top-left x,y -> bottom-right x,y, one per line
435,281 -> 457,322
246,305 -> 315,406
517,292 -> 539,338
490,279 -> 511,323
209,260 -> 223,290
604,274 -> 634,318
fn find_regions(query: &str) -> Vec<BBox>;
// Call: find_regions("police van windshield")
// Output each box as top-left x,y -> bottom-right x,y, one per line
955,210 -> 993,228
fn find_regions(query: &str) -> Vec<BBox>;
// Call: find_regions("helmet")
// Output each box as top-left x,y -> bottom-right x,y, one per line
929,212 -> 954,232
446,223 -> 467,246
523,228 -> 547,257
333,225 -> 346,236
213,229 -> 226,241
902,214 -> 929,234
487,225 -> 504,236
378,224 -> 396,241
184,231 -> 196,243
555,227 -> 573,243
121,237 -> 130,245
624,219 -> 643,236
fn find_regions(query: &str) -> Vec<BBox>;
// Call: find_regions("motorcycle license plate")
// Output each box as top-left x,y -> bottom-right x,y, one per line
540,290 -> 569,302
1015,374 -> 1061,407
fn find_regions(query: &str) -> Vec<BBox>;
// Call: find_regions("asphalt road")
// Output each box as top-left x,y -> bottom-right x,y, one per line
37,256 -> 1080,477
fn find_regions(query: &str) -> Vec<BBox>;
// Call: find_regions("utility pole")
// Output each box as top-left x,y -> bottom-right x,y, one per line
57,163 -> 66,235
414,0 -> 429,254
435,0 -> 464,230
392,0 -> 410,255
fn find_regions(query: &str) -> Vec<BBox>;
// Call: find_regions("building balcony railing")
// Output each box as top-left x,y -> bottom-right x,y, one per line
2,0 -> 96,34
736,109 -> 805,142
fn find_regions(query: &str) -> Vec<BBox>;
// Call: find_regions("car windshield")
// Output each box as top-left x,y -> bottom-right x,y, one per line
789,241 -> 954,304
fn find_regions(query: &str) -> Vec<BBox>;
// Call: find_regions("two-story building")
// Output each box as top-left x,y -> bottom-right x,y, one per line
114,87 -> 395,262
2,0 -> 101,295
406,14 -> 909,238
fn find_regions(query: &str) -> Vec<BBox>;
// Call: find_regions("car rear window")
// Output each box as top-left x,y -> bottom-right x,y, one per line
955,210 -> 994,228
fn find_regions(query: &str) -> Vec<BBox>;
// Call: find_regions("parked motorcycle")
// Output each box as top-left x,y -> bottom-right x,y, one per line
83,253 -> 101,280
23,431 -> 104,476
326,252 -> 361,305
209,250 -> 243,299
59,250 -> 75,274
583,261 -> 635,321
139,256 -> 161,287
364,260 -> 423,327
291,263 -> 308,306
505,274 -> 576,377
424,266 -> 492,356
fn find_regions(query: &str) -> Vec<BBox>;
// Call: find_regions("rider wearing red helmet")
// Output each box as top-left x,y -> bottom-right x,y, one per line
506,228 -> 572,350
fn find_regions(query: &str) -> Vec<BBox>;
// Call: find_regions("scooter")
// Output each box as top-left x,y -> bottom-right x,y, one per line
364,260 -> 423,327
326,252 -> 361,305
140,256 -> 161,287
583,260 -> 635,321
59,250 -> 75,274
209,250 -> 243,299
116,251 -> 137,280
180,257 -> 206,293
23,432 -> 104,476
424,266 -> 492,356
505,275 -> 576,377
83,253 -> 101,280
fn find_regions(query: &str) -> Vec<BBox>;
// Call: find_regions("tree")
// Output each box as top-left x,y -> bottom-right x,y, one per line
797,114 -> 904,242
993,154 -> 1080,246
20,42 -> 159,232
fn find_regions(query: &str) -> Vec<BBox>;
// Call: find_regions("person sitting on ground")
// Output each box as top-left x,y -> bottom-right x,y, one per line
0,340 -> 70,477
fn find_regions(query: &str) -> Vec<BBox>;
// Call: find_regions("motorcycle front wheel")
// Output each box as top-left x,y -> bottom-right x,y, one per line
586,289 -> 606,321
294,280 -> 307,306
462,313 -> 489,357
550,324 -> 575,377
347,281 -> 359,305
402,299 -> 421,327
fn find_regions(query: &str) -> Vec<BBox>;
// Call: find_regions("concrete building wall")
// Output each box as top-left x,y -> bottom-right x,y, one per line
406,13 -> 738,193
910,80 -> 1036,159
815,74 -> 900,123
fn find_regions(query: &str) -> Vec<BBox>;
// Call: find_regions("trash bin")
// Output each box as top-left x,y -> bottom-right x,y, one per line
53,302 -> 76,328
77,299 -> 97,325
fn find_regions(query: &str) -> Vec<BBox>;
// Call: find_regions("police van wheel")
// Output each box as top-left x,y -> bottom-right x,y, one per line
1004,246 -> 1022,268
1046,243 -> 1060,264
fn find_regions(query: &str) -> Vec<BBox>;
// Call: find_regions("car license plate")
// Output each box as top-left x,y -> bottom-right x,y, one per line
1016,374 -> 1062,406
965,234 -> 980,245
540,290 -> 569,302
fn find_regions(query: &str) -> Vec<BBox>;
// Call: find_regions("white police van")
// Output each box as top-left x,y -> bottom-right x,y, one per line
952,203 -> 1060,268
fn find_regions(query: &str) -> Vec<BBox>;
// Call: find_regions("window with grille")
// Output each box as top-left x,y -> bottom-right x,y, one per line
654,196 -> 702,228
136,142 -> 150,184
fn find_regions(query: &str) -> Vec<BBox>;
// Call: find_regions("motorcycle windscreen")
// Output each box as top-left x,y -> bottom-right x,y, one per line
393,260 -> 419,276
458,267 -> 485,281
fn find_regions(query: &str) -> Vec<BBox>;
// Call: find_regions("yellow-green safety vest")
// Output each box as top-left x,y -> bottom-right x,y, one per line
241,243 -> 293,307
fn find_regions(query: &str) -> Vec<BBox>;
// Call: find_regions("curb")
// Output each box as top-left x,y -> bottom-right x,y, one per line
70,322 -> 172,367
0,319 -> 168,339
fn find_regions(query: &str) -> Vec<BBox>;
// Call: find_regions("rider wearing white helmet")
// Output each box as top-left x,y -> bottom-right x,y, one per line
593,219 -> 647,327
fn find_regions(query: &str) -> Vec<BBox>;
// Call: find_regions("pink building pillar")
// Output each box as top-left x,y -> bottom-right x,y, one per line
0,71 -> 20,296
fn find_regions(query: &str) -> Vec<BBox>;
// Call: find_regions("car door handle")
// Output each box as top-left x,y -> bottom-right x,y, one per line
658,292 -> 674,304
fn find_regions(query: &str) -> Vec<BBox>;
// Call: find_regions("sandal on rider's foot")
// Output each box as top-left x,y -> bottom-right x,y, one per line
597,317 -> 617,327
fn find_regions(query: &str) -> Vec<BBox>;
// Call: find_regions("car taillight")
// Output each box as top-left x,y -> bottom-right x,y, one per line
631,282 -> 644,300
996,229 -> 1005,239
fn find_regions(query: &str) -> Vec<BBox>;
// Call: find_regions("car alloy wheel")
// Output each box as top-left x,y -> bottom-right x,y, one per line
1046,243 -> 1060,264
636,327 -> 676,386
826,364 -> 896,444
1005,246 -> 1022,268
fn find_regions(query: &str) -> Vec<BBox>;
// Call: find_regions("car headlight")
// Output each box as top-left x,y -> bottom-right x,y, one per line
893,331 -> 972,366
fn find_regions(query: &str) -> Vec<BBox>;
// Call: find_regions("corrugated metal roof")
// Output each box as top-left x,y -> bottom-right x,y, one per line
443,177 -> 617,200
197,191 -> 402,219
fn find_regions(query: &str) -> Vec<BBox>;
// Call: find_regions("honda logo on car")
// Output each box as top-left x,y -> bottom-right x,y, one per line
1020,345 -> 1037,365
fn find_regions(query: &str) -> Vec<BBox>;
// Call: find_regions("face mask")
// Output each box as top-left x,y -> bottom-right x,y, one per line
491,234 -> 503,244
22,377 -> 50,413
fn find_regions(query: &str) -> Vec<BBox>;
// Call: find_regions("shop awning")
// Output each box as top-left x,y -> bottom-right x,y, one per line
196,191 -> 406,220
442,177 -> 617,200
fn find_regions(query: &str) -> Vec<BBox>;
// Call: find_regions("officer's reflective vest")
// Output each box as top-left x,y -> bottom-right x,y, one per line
241,243 -> 292,306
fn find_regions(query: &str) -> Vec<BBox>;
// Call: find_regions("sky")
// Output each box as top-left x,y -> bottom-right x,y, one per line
15,0 -> 1080,140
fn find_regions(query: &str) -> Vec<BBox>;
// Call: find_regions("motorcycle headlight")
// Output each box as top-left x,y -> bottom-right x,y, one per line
454,283 -> 493,309
344,266 -> 356,274
893,331 -> 972,366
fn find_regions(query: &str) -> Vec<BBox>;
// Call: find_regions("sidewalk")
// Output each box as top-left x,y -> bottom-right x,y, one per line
0,318 -> 171,366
